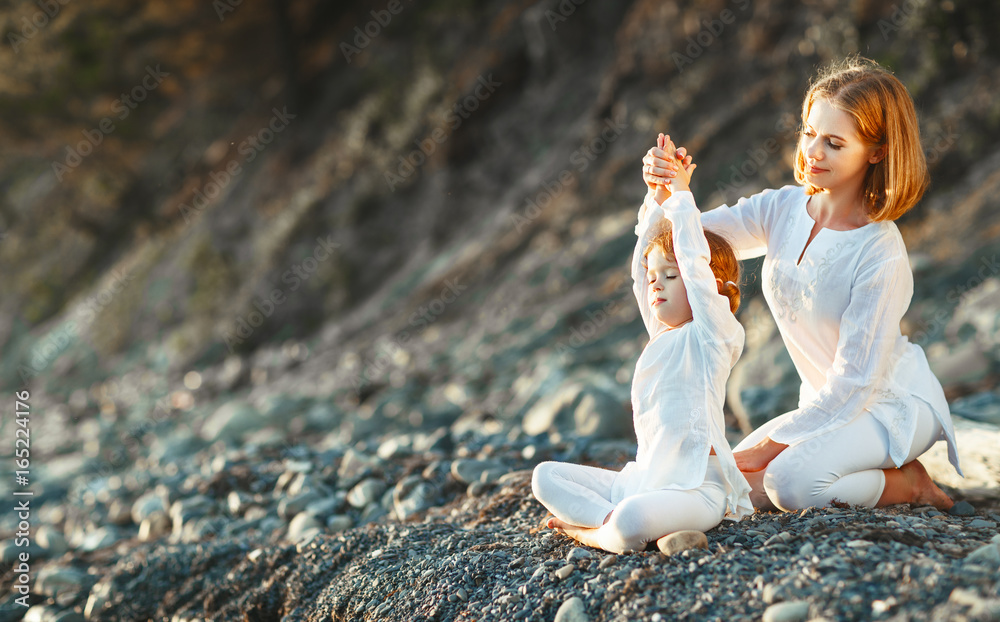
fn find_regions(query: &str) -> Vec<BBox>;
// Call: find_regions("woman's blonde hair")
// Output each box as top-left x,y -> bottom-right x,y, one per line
793,56 -> 928,222
643,224 -> 741,314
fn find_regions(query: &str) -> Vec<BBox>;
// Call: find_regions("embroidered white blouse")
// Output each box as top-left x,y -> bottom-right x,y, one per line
621,189 -> 753,520
691,183 -> 962,474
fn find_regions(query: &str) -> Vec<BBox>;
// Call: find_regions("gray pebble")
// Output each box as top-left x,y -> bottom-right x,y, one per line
555,564 -> 575,581
762,600 -> 810,622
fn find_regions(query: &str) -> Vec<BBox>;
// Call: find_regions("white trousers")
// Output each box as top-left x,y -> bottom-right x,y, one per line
531,455 -> 728,554
735,396 -> 944,511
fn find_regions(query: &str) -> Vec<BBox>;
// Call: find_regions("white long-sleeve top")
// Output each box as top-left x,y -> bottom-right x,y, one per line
621,189 -> 753,520
693,183 -> 962,474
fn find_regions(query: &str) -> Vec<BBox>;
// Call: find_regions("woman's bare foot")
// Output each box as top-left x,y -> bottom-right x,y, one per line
878,459 -> 954,510
901,459 -> 954,510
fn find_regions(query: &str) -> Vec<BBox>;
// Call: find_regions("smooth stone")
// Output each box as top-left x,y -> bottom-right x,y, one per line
451,459 -> 504,485
347,478 -> 387,509
278,490 -> 321,519
467,481 -> 491,497
287,513 -> 322,542
554,596 -> 589,622
337,448 -> 380,483
949,588 -> 1000,618
138,511 -> 171,541
555,564 -> 575,580
798,542 -> 815,557
304,496 -> 343,519
326,514 -> 354,533
227,491 -> 251,516
964,541 -> 1000,566
36,566 -> 88,598
106,498 -> 132,526
762,600 -> 810,622
765,532 -> 793,546
36,525 -> 69,556
567,547 -> 593,562
79,527 -> 118,552
84,581 -> 113,619
969,519 -> 996,529
393,479 -> 437,520
949,501 -> 976,516
23,605 -> 59,622
169,495 -> 214,524
657,530 -> 708,556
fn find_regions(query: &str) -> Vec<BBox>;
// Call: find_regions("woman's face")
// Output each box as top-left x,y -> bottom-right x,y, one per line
646,247 -> 692,329
800,97 -> 882,194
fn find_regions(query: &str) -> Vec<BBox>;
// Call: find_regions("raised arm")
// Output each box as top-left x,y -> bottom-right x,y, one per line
632,134 -> 692,339
658,191 -> 743,345
642,143 -> 787,260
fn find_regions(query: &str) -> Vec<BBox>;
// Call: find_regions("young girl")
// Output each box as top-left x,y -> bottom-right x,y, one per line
531,135 -> 753,554
641,56 -> 962,512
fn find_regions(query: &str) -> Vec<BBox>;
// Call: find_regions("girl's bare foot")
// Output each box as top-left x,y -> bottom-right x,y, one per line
545,516 -> 606,550
901,459 -> 954,510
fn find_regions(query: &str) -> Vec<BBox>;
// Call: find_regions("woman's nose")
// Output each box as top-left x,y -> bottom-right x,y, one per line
805,137 -> 822,161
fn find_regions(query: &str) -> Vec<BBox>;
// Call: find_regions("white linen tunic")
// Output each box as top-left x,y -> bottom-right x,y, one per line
621,190 -> 753,520
692,184 -> 962,474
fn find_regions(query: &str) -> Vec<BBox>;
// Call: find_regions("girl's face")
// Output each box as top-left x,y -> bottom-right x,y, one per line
646,247 -> 692,329
800,97 -> 883,195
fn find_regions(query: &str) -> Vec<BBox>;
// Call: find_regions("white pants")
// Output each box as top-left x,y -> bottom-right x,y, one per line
735,397 -> 944,511
531,456 -> 728,554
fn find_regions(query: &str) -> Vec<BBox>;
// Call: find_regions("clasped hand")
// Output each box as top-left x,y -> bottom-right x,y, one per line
642,133 -> 695,203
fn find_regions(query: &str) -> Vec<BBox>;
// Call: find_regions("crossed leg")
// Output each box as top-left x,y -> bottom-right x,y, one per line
532,458 -> 728,554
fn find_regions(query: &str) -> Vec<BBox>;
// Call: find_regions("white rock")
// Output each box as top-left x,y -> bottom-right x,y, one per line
657,530 -> 708,556
287,513 -> 322,542
131,491 -> 168,525
347,478 -> 387,508
762,600 -> 810,622
554,596 -> 589,622
138,511 -> 171,542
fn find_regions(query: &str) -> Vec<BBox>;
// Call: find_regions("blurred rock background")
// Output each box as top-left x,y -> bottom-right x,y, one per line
0,0 -> 998,536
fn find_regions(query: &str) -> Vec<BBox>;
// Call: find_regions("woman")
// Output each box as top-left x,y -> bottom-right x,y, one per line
640,56 -> 962,511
